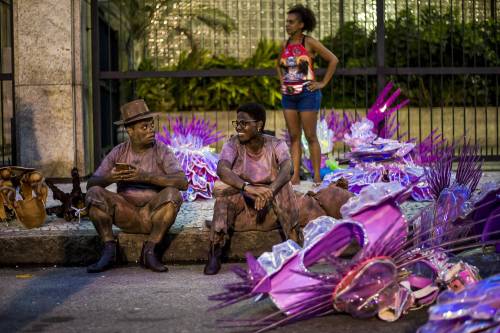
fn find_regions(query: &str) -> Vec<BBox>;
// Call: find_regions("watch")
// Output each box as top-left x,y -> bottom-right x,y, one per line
241,181 -> 250,192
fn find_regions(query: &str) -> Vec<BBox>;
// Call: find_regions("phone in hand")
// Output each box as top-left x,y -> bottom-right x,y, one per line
115,163 -> 134,171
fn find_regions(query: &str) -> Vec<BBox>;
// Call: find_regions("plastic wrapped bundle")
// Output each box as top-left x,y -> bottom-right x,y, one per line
209,182 -> 488,332
156,116 -> 223,201
417,274 -> 500,333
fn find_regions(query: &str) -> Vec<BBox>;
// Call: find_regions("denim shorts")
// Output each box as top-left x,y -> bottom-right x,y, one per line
281,89 -> 322,111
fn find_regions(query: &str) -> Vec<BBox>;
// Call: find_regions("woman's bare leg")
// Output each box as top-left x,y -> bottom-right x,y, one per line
301,111 -> 321,184
283,109 -> 302,184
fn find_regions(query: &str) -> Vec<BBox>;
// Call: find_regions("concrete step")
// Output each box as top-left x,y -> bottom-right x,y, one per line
0,222 -> 283,266
1,173 -> 499,266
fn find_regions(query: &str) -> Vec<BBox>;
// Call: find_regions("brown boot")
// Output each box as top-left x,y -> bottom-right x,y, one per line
203,243 -> 222,275
140,241 -> 168,273
87,240 -> 117,273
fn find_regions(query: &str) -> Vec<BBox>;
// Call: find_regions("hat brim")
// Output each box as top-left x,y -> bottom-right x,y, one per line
113,112 -> 160,126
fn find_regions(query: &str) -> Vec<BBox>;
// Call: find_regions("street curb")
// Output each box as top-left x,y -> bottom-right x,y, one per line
0,226 -> 284,266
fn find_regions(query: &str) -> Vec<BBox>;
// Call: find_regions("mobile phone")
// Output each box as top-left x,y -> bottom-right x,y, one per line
115,163 -> 132,171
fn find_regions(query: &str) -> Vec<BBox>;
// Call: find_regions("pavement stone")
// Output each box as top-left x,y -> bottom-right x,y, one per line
1,173 -> 499,266
0,265 -> 430,333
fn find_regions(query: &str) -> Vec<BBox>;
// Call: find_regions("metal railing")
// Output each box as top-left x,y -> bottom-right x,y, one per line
92,0 -> 500,166
0,0 -> 15,166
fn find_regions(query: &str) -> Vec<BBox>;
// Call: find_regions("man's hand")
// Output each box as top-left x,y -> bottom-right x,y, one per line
110,167 -> 147,183
245,185 -> 273,210
254,196 -> 269,211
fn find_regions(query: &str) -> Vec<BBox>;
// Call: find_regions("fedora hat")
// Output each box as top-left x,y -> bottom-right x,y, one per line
114,99 -> 159,126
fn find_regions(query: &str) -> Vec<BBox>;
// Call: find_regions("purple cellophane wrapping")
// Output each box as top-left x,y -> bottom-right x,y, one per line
209,180 -> 482,330
417,274 -> 500,333
156,116 -> 223,201
323,116 -> 433,201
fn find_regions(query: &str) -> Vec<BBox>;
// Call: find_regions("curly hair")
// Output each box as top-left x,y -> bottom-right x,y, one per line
236,103 -> 266,128
287,4 -> 317,33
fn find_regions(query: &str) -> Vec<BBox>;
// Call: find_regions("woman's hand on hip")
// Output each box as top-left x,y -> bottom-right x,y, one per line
307,81 -> 325,92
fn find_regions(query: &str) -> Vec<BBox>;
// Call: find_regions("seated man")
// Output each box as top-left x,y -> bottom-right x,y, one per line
86,99 -> 188,273
204,103 -> 301,275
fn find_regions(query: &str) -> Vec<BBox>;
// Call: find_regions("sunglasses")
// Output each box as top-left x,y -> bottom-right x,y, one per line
232,120 -> 259,128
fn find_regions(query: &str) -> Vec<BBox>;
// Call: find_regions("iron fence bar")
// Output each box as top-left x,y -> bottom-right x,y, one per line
91,0 -> 102,169
405,0 -> 410,142
353,0 -> 358,113
9,0 -> 14,165
376,0 -> 385,92
0,0 -> 4,164
439,0 -> 444,148
495,0 -> 499,155
451,0 -> 456,147
1,77 -> 5,164
100,67 -> 500,79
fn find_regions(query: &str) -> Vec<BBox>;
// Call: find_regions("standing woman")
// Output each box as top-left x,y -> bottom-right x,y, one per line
278,4 -> 338,185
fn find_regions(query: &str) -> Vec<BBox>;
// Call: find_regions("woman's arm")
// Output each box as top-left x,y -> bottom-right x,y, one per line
307,38 -> 339,91
276,41 -> 286,84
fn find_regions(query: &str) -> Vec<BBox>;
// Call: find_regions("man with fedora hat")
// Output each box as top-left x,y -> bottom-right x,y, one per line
85,99 -> 188,273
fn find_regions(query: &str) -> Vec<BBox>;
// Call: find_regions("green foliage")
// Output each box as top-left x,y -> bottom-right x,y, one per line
135,40 -> 282,111
321,6 -> 499,107
135,5 -> 499,110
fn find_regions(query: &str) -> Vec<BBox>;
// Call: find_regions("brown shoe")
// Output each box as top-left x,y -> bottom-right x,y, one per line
140,241 -> 168,273
203,243 -> 222,275
87,241 -> 117,273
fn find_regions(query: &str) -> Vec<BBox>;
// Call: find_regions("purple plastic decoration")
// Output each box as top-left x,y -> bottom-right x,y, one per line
209,181 -> 485,332
417,274 -> 500,333
156,115 -> 223,201
412,129 -> 449,166
326,110 -> 360,142
455,140 -> 483,195
413,185 -> 472,248
366,82 -> 409,139
415,140 -> 495,250
211,183 -> 486,331
424,143 -> 454,200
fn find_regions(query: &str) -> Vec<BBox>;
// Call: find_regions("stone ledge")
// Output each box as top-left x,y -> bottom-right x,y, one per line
0,222 -> 284,266
118,228 -> 283,263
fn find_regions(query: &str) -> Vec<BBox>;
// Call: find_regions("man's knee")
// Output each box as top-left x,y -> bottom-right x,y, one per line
149,187 -> 183,213
85,186 -> 107,205
85,186 -> 114,215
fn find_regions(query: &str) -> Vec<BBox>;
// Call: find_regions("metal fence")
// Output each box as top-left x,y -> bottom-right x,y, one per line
92,0 -> 500,165
0,0 -> 15,166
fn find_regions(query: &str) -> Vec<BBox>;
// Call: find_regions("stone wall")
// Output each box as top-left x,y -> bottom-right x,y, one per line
13,0 -> 92,178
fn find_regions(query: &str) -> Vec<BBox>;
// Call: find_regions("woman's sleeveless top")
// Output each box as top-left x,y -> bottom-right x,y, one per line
279,35 -> 315,95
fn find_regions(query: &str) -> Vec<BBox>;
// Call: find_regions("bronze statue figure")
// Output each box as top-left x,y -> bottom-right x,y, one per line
0,166 -> 48,228
85,99 -> 188,273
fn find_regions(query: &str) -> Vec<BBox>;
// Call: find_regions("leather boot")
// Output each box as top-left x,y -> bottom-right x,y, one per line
140,241 -> 168,272
87,240 -> 117,273
203,243 -> 222,275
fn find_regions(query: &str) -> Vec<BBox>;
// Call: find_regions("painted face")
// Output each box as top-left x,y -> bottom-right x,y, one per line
126,118 -> 156,146
233,112 -> 262,143
285,13 -> 304,36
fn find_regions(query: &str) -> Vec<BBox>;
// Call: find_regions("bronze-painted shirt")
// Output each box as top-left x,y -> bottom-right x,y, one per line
93,140 -> 183,206
219,134 -> 291,185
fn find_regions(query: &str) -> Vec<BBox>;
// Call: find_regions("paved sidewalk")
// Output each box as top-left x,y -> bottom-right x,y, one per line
0,265 -> 429,333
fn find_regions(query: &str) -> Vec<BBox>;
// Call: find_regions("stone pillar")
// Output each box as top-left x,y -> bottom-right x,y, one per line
13,0 -> 92,178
